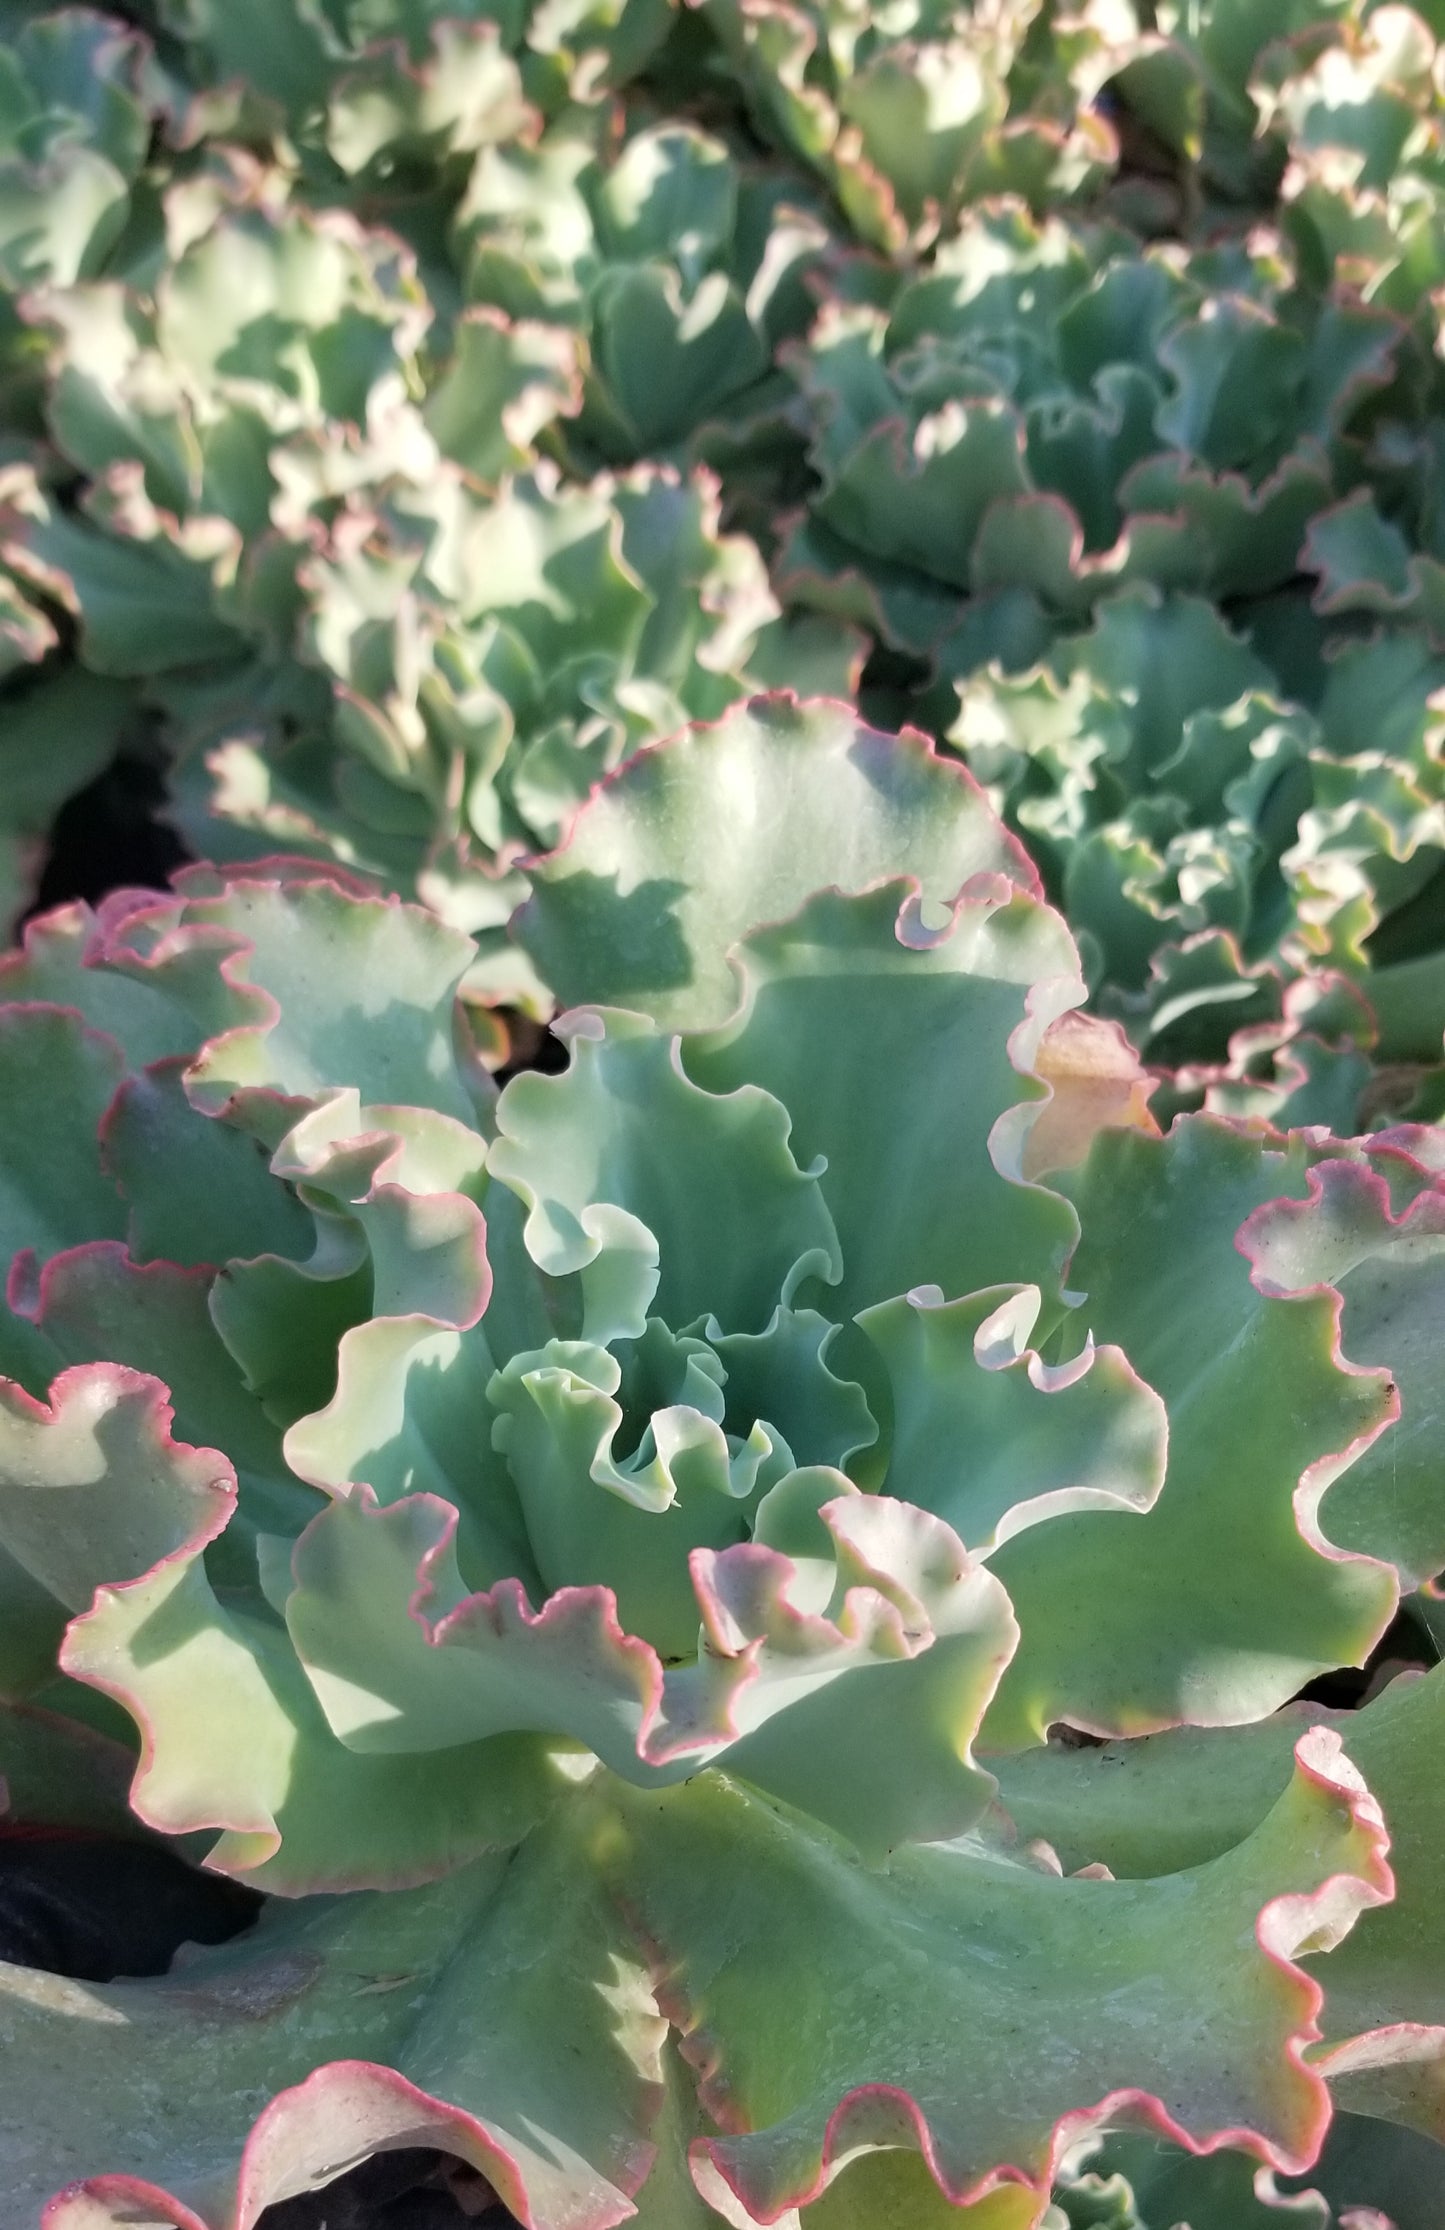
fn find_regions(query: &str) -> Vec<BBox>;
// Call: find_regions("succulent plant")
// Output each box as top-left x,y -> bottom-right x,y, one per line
778,203 -> 1418,658
453,109 -> 839,465
139,0 -> 675,165
6,0 -> 1445,1103
3,172 -> 858,996
689,0 -> 1122,251
935,597 -> 1445,1129
1,698 -> 1443,2225
743,195 -> 1445,1120
0,7 -> 157,386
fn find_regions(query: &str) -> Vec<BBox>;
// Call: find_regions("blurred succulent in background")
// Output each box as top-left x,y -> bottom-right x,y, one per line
1,173 -> 857,990
0,7 -> 157,411
454,109 -> 838,464
4,0 -> 1445,1109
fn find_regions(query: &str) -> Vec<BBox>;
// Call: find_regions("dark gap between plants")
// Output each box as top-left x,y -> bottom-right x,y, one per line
1296,1599 -> 1440,1711
257,2150 -> 514,2229
0,1830 -> 260,1982
494,1015 -> 571,1086
29,751 -> 191,921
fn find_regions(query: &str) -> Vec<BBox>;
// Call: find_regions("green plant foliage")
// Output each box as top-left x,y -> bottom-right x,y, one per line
0,0 -> 1439,1100
1,700 -> 1444,2224
454,108 -> 837,461
0,0 -> 1443,1110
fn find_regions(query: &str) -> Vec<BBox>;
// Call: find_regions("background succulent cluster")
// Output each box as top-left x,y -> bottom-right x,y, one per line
2,0 -> 1445,1108
5,3 -> 1445,2228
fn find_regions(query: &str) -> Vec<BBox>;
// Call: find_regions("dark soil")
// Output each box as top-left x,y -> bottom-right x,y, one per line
0,1830 -> 259,1982
257,2151 -> 510,2230
28,751 -> 189,922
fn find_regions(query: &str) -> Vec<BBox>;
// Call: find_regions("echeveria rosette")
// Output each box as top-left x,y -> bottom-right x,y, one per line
2,191 -> 445,743
140,0 -> 673,173
0,696 -> 1440,2223
0,7 -> 157,407
777,204 -> 1413,662
7,178 -> 860,1000
688,0 -> 1126,252
771,193 -> 1445,1122
27,193 -> 442,538
162,463 -> 861,1007
936,595 -> 1445,1126
0,8 -> 167,928
684,0 -> 1425,254
1262,2 -> 1445,317
453,110 -> 840,469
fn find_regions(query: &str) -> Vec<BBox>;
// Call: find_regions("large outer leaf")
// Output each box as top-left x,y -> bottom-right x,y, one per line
685,878 -> 1082,1320
6,1799 -> 664,2230
518,694 -> 1037,1029
603,1733 -> 1389,2222
1240,1147 -> 1445,1586
1,1731 -> 1397,2230
1311,1667 -> 1445,2147
984,1122 -> 1398,1745
990,1666 -> 1445,2180
988,1650 -> 1445,2142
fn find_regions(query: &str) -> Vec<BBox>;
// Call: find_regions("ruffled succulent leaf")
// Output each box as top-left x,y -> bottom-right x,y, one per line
0,1362 -> 235,1623
11,1246 -> 275,1453
423,305 -> 582,479
695,0 -> 1108,250
0,5 -> 156,428
1240,1148 -> 1445,1586
937,586 -> 1445,1085
3,465 -> 248,676
173,871 -> 479,1133
1307,1664 -> 1445,2142
684,878 -> 1083,1319
146,0 -> 670,150
602,1729 -> 1390,2220
984,1121 -> 1399,1746
321,18 -> 534,179
488,1007 -> 841,1336
484,1329 -> 789,1654
704,1474 -> 1019,1856
35,202 -> 432,530
241,464 -> 820,957
856,1281 -> 1169,1551
5,1729 -> 1395,2229
4,1798 -> 665,2229
457,115 -> 833,461
991,1660 -> 1445,2170
59,1478 -> 566,1891
518,692 -> 1038,1029
783,209 -> 1412,660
